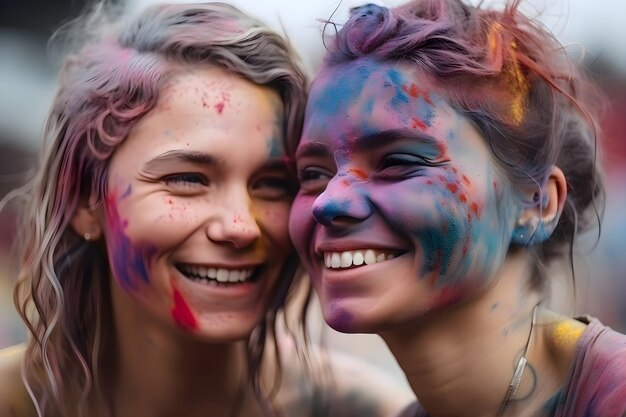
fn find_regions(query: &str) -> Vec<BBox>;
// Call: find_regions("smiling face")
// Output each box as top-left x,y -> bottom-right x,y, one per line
289,58 -> 523,333
101,66 -> 294,341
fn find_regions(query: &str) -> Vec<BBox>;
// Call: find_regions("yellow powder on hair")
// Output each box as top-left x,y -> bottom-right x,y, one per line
503,43 -> 528,125
488,23 -> 528,125
488,22 -> 501,50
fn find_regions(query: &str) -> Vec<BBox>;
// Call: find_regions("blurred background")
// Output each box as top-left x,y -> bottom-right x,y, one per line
1,0 -> 625,380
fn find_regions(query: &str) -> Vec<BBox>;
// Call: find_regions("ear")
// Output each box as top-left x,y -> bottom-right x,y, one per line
70,195 -> 103,242
511,166 -> 567,246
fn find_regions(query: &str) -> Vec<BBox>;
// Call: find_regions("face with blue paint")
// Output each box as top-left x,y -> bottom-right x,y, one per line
100,66 -> 295,341
289,58 -> 523,333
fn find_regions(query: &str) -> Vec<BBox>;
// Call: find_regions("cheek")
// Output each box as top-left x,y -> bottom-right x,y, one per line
375,173 -> 484,280
288,194 -> 316,254
258,202 -> 292,248
104,194 -> 158,291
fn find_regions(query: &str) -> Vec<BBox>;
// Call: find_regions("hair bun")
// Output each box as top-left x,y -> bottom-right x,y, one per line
341,3 -> 393,55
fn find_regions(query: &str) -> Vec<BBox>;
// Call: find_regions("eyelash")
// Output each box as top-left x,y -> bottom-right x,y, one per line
380,154 -> 440,169
162,173 -> 208,187
252,176 -> 297,199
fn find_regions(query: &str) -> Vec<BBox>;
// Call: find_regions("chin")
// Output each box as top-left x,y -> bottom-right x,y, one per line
323,301 -> 377,334
185,314 -> 263,343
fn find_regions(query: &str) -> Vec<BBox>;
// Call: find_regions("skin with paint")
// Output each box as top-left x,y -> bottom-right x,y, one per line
291,59 -> 520,333
290,1 -> 626,416
102,67 -> 293,343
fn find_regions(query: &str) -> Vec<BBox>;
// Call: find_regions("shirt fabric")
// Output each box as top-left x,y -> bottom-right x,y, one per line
404,317 -> 626,417
545,317 -> 626,417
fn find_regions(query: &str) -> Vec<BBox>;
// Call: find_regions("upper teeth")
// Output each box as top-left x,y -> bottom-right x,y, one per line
324,250 -> 395,269
179,264 -> 254,283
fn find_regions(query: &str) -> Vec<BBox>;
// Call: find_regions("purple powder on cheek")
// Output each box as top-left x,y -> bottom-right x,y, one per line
105,188 -> 157,291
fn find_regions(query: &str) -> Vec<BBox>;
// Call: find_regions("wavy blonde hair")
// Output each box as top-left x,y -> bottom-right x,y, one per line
11,3 -> 307,416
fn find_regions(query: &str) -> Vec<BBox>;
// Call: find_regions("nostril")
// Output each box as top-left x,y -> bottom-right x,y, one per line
312,199 -> 350,226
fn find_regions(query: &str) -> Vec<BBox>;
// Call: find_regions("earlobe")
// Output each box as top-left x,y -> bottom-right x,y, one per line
511,166 -> 567,246
70,197 -> 103,242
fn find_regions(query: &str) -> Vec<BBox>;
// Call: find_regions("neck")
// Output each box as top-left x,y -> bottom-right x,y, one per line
382,253 -> 545,417
104,283 -> 258,417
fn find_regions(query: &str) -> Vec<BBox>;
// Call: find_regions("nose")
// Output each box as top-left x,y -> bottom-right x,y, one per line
312,174 -> 372,228
206,188 -> 261,248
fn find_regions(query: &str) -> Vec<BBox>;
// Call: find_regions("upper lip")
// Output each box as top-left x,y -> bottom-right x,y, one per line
175,261 -> 261,269
315,241 -> 407,256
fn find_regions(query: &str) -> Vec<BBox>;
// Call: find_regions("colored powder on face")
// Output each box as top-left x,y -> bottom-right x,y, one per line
411,117 -> 427,130
120,184 -> 132,199
327,304 -> 354,333
348,168 -> 368,180
266,113 -> 285,159
386,69 -> 410,108
105,189 -> 157,291
314,197 -> 353,222
171,288 -> 198,331
311,63 -> 372,117
419,206 -> 460,277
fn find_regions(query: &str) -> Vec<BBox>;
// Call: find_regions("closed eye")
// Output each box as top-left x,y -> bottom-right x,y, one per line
378,154 -> 447,179
162,173 -> 208,187
251,175 -> 297,200
297,166 -> 333,193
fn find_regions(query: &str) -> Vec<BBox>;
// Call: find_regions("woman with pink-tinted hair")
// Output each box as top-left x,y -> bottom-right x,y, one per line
289,1 -> 626,416
0,3 -> 409,417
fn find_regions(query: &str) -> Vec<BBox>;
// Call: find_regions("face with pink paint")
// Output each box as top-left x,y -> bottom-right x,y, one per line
289,58 -> 524,333
101,66 -> 294,341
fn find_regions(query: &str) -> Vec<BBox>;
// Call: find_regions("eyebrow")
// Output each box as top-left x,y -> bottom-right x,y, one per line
295,141 -> 333,160
359,128 -> 443,152
143,150 -> 216,173
295,128 -> 445,160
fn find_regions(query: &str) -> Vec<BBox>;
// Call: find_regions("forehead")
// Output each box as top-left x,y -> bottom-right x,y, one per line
303,58 -> 456,144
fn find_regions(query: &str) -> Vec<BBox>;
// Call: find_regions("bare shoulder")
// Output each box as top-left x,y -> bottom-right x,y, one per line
274,338 -> 414,417
0,344 -> 36,417
540,309 -> 587,374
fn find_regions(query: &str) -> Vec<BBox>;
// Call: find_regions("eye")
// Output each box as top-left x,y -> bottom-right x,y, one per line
377,153 -> 443,179
297,166 -> 333,193
162,173 -> 208,187
251,174 -> 297,200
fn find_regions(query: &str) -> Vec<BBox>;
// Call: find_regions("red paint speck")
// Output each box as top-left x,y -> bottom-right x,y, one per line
446,183 -> 459,193
342,179 -> 350,186
462,175 -> 471,185
402,83 -> 434,104
471,202 -> 479,215
171,289 -> 197,331
411,117 -> 427,130
460,193 -> 467,202
348,168 -> 368,180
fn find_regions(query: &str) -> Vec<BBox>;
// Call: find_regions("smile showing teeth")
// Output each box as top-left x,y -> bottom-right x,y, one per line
177,264 -> 255,285
323,250 -> 397,269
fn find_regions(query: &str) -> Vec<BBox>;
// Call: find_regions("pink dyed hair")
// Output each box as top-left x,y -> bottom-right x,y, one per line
321,0 -> 605,290
13,3 -> 307,416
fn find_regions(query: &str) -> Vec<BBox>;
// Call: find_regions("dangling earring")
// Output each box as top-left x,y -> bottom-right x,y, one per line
84,232 -> 92,241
